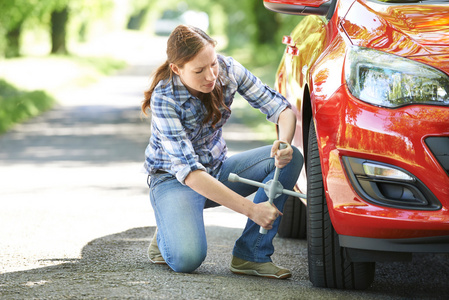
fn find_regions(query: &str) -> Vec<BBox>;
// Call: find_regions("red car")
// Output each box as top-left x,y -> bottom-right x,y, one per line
264,0 -> 449,289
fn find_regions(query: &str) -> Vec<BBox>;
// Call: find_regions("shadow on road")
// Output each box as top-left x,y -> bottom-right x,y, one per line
0,105 -> 149,166
1,224 -> 449,299
0,226 -> 309,299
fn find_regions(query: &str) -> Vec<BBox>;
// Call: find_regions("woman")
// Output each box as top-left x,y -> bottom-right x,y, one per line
142,25 -> 302,279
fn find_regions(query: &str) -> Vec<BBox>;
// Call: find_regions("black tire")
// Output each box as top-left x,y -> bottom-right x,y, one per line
306,119 -> 375,290
278,196 -> 307,239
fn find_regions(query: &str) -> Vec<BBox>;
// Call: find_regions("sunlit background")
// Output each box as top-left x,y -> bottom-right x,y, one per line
0,0 -> 301,133
0,0 -> 302,273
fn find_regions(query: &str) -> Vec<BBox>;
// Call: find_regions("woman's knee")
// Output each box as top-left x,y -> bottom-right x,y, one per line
291,145 -> 304,167
280,146 -> 303,186
285,145 -> 303,173
168,246 -> 207,273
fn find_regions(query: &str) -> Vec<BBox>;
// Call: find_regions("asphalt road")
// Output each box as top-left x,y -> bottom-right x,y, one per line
1,36 -> 449,299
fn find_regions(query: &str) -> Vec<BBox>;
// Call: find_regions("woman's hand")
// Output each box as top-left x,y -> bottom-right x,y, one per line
251,201 -> 283,230
271,140 -> 293,168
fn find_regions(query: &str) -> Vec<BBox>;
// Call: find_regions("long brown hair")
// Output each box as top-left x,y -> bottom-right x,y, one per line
142,25 -> 229,128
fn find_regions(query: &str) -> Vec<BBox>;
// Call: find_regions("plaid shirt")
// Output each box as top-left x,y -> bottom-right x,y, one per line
144,54 -> 290,184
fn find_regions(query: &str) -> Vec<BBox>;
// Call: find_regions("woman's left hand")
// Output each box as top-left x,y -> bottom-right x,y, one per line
271,140 -> 293,168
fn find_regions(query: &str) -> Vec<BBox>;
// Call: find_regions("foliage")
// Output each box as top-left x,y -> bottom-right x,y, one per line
0,0 -> 47,31
0,0 -> 302,135
71,56 -> 127,76
0,0 -> 302,64
0,55 -> 125,133
147,0 -> 302,137
0,80 -> 55,134
151,0 -> 302,67
0,0 -> 116,57
127,0 -> 157,30
0,0 -> 67,57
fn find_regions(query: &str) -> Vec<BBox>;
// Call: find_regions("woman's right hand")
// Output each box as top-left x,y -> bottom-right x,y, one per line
185,170 -> 283,229
251,202 -> 283,230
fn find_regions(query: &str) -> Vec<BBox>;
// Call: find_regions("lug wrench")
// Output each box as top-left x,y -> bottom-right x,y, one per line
228,143 -> 307,234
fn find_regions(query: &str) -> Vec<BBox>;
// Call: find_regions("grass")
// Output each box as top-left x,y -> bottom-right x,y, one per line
0,79 -> 55,134
72,55 -> 127,77
0,55 -> 126,134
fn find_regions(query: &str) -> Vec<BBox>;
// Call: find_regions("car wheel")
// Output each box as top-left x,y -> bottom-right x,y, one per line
306,119 -> 375,290
278,196 -> 306,239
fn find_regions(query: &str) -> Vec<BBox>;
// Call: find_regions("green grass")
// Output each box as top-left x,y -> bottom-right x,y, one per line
0,55 -> 127,134
0,79 -> 56,134
71,55 -> 127,76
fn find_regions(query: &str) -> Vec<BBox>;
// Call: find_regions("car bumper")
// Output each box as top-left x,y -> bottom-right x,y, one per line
314,85 -> 449,240
340,234 -> 449,253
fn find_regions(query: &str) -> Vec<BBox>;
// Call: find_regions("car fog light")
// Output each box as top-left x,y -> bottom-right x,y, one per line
362,162 -> 414,182
342,156 -> 441,210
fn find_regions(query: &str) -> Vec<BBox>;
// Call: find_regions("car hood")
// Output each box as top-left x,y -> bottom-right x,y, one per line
342,0 -> 449,57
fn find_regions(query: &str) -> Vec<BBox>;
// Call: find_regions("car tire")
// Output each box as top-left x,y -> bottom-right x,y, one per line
278,196 -> 306,239
306,119 -> 375,290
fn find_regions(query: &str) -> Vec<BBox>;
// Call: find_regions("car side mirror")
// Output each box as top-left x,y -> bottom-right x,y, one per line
263,0 -> 334,17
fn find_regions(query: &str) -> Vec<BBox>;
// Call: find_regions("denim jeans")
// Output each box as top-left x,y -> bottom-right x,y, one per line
148,145 -> 303,273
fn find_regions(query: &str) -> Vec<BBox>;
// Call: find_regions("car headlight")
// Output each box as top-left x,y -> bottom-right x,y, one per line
345,46 -> 449,108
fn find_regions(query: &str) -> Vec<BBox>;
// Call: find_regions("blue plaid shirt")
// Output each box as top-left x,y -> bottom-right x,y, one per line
144,55 -> 290,184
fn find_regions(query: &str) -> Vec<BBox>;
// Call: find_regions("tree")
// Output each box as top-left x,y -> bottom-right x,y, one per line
0,0 -> 40,57
0,0 -> 115,58
127,0 -> 157,30
0,0 -> 67,57
251,0 -> 280,45
5,22 -> 23,58
50,5 -> 69,54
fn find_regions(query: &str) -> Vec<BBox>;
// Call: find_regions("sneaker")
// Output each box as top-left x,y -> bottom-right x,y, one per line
148,229 -> 166,265
230,256 -> 291,279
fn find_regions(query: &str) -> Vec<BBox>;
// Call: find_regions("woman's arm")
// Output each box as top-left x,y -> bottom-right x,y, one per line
185,170 -> 280,230
184,108 -> 296,228
271,108 -> 296,168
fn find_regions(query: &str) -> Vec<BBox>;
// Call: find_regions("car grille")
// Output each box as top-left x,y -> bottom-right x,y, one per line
426,137 -> 449,176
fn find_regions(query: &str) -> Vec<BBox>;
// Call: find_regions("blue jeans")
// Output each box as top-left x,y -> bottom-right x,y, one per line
148,145 -> 302,273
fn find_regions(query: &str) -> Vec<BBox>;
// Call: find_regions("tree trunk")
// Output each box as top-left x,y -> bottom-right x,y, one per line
253,0 -> 279,45
127,8 -> 149,30
51,6 -> 69,54
5,22 -> 23,58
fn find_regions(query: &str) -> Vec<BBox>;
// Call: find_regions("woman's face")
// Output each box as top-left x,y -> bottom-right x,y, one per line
170,44 -> 219,97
